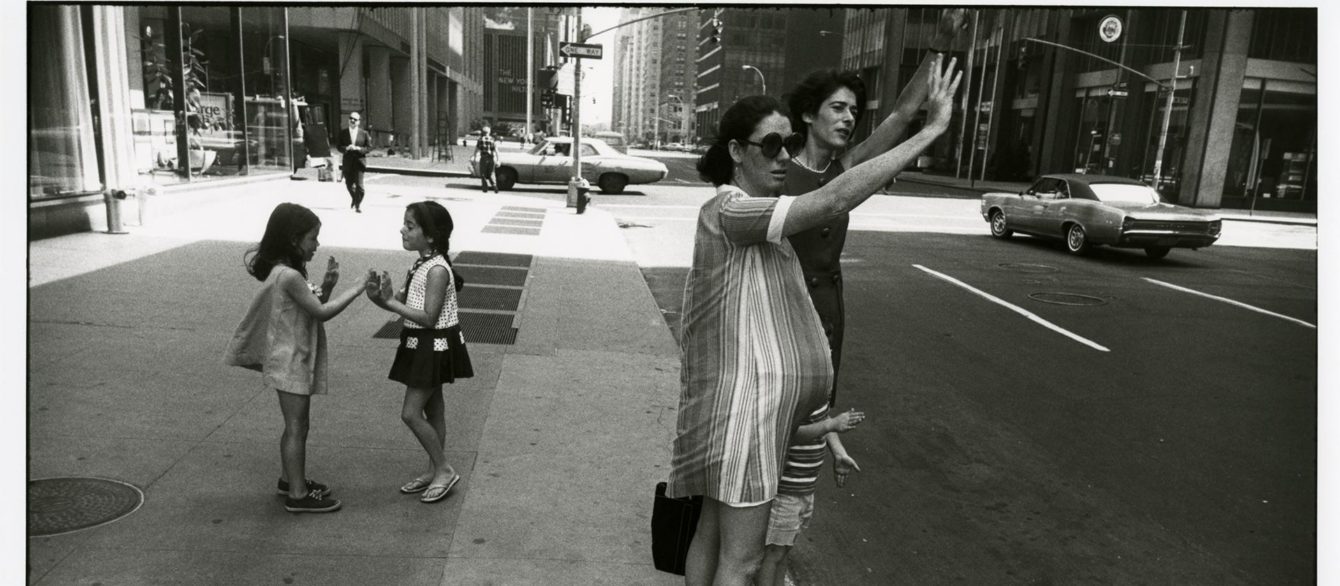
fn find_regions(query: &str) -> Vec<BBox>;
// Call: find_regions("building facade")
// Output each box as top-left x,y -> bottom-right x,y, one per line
693,8 -> 844,145
480,8 -> 563,137
846,7 -> 1316,211
30,4 -> 488,238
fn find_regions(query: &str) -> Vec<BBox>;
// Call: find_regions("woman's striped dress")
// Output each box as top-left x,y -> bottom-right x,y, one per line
667,185 -> 833,505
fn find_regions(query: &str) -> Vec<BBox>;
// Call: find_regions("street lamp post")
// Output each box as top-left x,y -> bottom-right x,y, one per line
741,64 -> 766,96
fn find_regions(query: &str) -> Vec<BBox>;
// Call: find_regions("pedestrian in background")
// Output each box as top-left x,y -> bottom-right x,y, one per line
338,112 -> 371,212
223,203 -> 368,514
301,111 -> 334,182
365,201 -> 473,504
476,126 -> 500,193
666,54 -> 960,585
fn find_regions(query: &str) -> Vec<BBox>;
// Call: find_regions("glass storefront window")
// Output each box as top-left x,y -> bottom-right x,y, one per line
124,6 -> 185,184
30,5 -> 101,198
1139,84 -> 1194,200
180,6 -> 247,178
243,7 -> 294,172
1222,81 -> 1316,205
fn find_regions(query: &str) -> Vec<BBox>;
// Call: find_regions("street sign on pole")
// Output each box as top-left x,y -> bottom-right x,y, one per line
559,42 -> 603,60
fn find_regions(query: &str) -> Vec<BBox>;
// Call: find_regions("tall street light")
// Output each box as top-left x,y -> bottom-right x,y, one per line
741,64 -> 766,96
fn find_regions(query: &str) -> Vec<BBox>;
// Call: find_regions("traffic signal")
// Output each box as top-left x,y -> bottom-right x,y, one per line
710,18 -> 723,44
540,89 -> 555,109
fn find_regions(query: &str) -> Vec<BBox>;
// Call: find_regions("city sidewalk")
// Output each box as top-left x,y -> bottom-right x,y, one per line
27,175 -> 683,584
900,171 -> 1318,226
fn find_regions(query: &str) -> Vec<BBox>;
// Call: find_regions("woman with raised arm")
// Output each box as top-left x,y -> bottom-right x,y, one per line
666,56 -> 961,586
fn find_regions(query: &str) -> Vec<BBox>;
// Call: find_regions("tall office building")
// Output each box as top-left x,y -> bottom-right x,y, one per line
843,7 -> 1316,211
693,8 -> 844,144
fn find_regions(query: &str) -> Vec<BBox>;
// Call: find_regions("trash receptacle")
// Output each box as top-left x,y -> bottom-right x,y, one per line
103,189 -> 129,234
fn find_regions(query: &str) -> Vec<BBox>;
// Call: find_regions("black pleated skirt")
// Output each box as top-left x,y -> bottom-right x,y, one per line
388,325 -> 474,388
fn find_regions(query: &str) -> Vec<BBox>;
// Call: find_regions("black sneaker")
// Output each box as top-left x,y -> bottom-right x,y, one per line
284,490 -> 342,514
277,478 -> 331,498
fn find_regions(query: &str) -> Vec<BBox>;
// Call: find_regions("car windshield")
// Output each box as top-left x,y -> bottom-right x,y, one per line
1090,183 -> 1159,205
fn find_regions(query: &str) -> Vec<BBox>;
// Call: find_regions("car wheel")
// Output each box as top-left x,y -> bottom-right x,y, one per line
495,167 -> 517,191
989,210 -> 1013,239
1144,246 -> 1171,259
598,173 -> 628,195
1065,223 -> 1091,255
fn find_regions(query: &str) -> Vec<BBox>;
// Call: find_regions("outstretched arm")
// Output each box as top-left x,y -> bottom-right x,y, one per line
841,9 -> 968,169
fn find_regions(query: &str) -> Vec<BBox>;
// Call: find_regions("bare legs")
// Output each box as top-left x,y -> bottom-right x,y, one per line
277,391 -> 311,499
401,385 -> 456,485
685,497 -> 771,586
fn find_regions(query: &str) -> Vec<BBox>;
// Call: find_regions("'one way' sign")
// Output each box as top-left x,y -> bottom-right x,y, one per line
559,42 -> 603,60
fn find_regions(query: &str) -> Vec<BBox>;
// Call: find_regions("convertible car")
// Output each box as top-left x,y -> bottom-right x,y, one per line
470,136 -> 667,194
980,174 -> 1221,258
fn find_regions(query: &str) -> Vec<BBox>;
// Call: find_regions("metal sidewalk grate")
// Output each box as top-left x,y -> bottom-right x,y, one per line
482,226 -> 541,236
457,266 -> 528,287
459,286 -> 523,311
454,252 -> 533,267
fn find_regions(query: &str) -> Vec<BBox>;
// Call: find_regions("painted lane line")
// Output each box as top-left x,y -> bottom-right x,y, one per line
1142,277 -> 1316,329
913,264 -> 1110,352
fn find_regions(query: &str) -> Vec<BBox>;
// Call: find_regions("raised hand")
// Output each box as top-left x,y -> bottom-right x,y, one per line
378,271 -> 395,302
925,55 -> 963,132
322,256 -> 340,290
830,408 -> 866,434
934,8 -> 970,50
833,453 -> 861,488
364,269 -> 383,303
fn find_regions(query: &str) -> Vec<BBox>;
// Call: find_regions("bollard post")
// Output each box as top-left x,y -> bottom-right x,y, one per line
103,190 -> 129,234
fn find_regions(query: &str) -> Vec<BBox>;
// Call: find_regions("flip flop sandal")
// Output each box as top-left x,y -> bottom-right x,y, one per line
420,474 -> 461,504
399,477 -> 432,494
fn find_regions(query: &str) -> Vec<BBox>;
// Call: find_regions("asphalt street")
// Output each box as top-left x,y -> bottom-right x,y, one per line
369,172 -> 1319,583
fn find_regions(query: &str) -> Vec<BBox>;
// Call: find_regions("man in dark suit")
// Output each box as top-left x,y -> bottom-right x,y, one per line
337,111 -> 371,212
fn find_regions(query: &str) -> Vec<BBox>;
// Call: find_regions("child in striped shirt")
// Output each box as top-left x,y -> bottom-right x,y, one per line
757,404 -> 865,586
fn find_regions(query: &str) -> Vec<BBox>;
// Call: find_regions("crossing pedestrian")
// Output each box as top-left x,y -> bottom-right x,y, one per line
476,126 -> 500,192
666,54 -> 961,585
365,201 -> 473,504
337,112 -> 371,212
223,203 -> 369,514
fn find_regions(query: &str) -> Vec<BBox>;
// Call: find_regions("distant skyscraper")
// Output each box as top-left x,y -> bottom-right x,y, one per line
692,8 -> 843,143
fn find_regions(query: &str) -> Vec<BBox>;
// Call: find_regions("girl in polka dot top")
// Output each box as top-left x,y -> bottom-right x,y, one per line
366,201 -> 473,504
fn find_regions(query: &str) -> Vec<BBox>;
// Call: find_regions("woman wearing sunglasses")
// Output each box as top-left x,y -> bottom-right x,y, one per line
665,55 -> 960,585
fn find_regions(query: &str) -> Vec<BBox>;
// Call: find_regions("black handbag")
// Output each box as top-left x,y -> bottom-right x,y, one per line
651,481 -> 703,575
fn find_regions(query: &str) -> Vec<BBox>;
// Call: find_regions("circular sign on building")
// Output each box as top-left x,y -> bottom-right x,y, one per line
1099,15 -> 1123,43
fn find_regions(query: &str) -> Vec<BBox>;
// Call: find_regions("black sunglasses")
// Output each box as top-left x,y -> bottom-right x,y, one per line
737,132 -> 805,159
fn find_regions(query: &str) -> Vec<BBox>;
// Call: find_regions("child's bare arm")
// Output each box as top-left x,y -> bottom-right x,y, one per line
827,433 -> 861,487
792,408 -> 865,443
282,267 -> 365,322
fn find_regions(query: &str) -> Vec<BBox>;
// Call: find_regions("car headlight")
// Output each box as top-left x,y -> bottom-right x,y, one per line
1209,220 -> 1221,236
1122,217 -> 1134,231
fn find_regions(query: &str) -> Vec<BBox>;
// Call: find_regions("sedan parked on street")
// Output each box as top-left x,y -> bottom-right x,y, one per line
469,136 -> 668,194
980,173 -> 1221,258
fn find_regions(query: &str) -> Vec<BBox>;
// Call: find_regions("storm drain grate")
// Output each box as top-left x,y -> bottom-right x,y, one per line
373,314 -> 517,345
29,477 -> 144,537
454,252 -> 533,267
1028,292 -> 1108,306
501,206 -> 546,213
489,218 -> 545,227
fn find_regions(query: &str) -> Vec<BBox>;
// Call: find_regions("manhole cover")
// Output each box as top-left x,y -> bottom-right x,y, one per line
1028,292 -> 1108,306
999,263 -> 1059,274
29,477 -> 143,537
